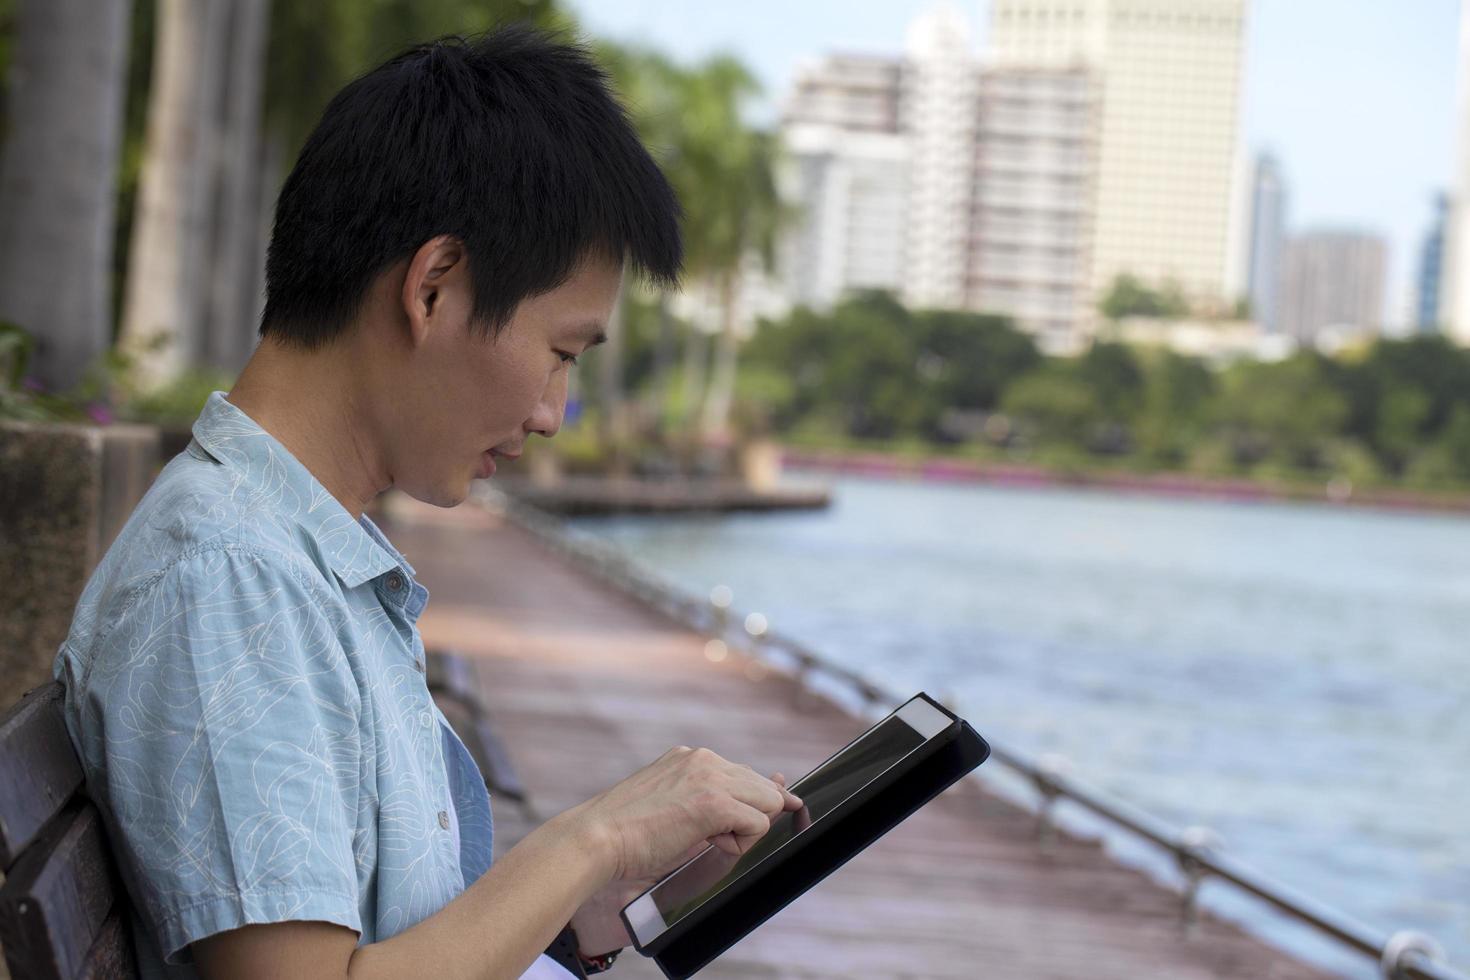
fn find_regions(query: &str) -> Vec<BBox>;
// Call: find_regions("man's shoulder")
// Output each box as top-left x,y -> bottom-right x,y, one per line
59,448 -> 344,665
109,446 -> 332,584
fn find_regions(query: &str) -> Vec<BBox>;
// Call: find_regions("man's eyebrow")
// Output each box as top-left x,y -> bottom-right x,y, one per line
575,322 -> 609,348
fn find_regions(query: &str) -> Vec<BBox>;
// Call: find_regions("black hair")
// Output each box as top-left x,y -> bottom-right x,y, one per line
260,26 -> 682,346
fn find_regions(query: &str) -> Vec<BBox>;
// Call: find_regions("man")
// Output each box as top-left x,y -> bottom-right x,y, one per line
53,27 -> 801,980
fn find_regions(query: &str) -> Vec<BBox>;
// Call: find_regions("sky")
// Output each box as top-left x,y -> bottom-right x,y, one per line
565,0 -> 1463,329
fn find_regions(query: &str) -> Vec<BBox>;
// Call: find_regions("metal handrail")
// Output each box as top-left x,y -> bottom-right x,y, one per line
481,486 -> 1467,980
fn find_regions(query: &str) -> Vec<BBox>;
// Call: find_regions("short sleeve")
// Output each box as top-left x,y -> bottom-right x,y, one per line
67,546 -> 364,965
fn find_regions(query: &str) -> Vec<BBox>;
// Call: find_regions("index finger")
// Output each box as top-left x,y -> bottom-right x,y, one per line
770,772 -> 803,810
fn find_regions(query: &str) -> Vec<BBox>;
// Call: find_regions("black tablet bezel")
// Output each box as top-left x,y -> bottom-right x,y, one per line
619,692 -> 962,958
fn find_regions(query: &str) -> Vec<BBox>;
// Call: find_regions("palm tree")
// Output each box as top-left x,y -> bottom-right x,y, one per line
600,48 -> 791,464
117,0 -> 231,387
0,0 -> 133,390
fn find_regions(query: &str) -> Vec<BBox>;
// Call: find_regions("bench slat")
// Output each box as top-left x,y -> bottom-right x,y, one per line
431,693 -> 528,803
425,648 -> 481,709
469,714 -> 528,802
0,681 -> 85,868
76,907 -> 136,980
0,802 -> 120,980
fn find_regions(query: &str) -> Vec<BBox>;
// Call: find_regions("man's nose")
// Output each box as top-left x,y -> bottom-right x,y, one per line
526,384 -> 565,439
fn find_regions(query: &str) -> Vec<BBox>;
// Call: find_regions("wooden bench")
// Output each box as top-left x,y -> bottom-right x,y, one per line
0,657 -> 538,979
424,648 -> 537,821
0,681 -> 138,979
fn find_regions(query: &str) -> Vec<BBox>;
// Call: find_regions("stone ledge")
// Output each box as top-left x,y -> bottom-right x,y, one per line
0,421 -> 159,707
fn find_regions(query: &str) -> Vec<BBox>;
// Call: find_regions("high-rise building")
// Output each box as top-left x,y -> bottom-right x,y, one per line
969,67 -> 1099,353
1246,153 -> 1288,333
986,0 -> 1248,311
779,55 -> 909,310
779,14 -> 1100,350
1439,1 -> 1470,343
902,5 -> 976,311
1278,231 -> 1387,345
1417,193 -> 1448,333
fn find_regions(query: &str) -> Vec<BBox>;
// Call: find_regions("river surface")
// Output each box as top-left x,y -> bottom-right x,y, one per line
565,474 -> 1469,977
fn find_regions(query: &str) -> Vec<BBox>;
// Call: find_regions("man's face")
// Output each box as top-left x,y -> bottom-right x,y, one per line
387,252 -> 620,507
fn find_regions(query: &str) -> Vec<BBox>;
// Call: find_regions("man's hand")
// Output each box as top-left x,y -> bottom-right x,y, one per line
566,771 -> 801,955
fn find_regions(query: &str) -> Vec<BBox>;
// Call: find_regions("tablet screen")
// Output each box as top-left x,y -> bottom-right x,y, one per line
647,714 -> 927,928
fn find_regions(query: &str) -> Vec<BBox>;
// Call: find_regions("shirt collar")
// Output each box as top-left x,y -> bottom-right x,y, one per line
189,391 -> 405,588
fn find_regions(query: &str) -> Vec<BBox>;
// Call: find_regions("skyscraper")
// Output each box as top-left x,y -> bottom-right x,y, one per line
1439,0 -> 1470,343
1246,153 -> 1287,333
1278,231 -> 1387,346
902,5 -> 976,311
969,67 -> 1100,353
779,10 -> 1100,351
1417,193 -> 1448,333
779,55 -> 909,310
987,0 -> 1248,312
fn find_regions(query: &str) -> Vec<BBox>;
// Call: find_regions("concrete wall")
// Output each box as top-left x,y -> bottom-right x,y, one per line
0,421 -> 159,708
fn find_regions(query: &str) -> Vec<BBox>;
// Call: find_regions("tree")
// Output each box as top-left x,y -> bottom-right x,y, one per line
1077,341 -> 1144,424
203,0 -> 271,374
1214,354 -> 1348,469
117,0 -> 232,385
741,291 -> 927,441
265,0 -> 564,164
582,45 -> 791,463
1001,363 -> 1100,448
1134,350 -> 1214,465
1098,273 -> 1189,320
119,0 -> 568,389
913,310 -> 1039,429
1407,404 -> 1470,486
0,0 -> 133,389
1335,335 -> 1470,473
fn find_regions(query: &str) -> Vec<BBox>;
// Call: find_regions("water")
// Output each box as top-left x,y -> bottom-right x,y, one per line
566,475 -> 1470,976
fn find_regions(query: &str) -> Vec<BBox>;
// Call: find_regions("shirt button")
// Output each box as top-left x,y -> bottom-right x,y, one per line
386,573 -> 404,592
438,810 -> 450,830
413,659 -> 425,673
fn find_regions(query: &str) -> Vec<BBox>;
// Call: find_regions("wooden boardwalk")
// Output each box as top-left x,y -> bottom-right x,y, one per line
377,494 -> 1333,980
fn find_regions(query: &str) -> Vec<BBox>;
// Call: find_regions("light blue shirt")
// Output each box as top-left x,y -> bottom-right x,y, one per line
52,392 -> 511,975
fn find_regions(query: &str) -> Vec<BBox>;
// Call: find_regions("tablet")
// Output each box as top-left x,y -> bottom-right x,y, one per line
620,693 -> 989,979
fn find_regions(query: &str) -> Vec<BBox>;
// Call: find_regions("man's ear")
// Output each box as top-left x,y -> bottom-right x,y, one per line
400,235 -> 466,348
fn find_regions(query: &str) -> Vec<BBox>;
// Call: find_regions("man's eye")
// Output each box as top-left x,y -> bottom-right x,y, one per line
557,351 -> 579,366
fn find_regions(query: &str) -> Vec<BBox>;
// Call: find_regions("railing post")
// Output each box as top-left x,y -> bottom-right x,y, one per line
1176,826 -> 1223,936
1032,754 -> 1068,852
709,585 -> 733,641
1380,931 -> 1447,980
792,652 -> 813,709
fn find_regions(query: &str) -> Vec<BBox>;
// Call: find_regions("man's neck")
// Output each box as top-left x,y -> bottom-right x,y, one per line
224,339 -> 388,521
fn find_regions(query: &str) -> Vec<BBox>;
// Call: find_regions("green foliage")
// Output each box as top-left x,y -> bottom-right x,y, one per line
113,0 -> 158,333
265,0 -> 566,160
1334,334 -> 1470,472
0,322 -> 127,423
0,0 -> 14,140
1214,354 -> 1347,470
1077,341 -> 1144,423
1406,405 -> 1470,487
913,309 -> 1041,426
737,291 -> 1470,492
0,320 -> 32,388
1002,365 -> 1099,446
0,321 -> 225,427
122,367 -> 235,426
1099,274 -> 1190,320
599,44 -> 791,283
1134,350 -> 1215,466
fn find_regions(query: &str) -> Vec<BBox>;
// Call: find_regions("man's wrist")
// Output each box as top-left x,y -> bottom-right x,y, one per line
569,926 -> 622,974
549,804 -> 619,888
